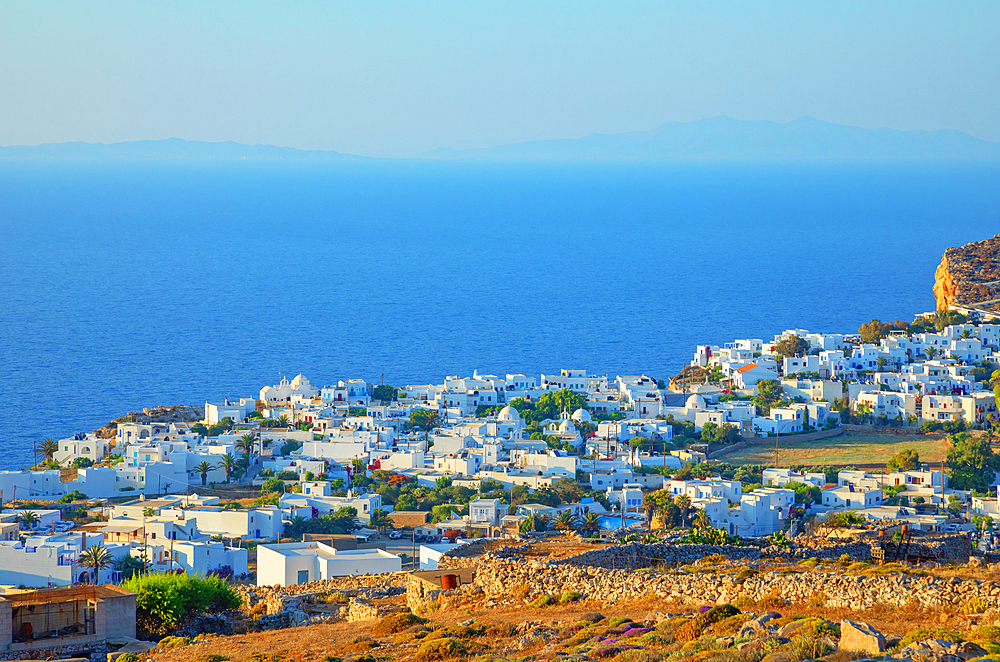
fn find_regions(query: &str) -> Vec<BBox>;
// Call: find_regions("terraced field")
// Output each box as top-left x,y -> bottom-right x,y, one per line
722,432 -> 949,467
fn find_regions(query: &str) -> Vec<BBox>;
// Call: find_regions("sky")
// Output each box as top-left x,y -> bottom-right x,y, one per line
1,1 -> 998,158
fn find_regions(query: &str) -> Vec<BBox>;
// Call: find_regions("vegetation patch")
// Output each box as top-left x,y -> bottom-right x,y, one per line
122,572 -> 240,634
416,637 -> 467,661
371,612 -> 428,635
159,636 -> 192,649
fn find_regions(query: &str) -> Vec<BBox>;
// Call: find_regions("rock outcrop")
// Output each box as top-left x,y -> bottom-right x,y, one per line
934,234 -> 1000,312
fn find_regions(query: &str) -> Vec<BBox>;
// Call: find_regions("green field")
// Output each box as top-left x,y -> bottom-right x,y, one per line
722,432 -> 949,467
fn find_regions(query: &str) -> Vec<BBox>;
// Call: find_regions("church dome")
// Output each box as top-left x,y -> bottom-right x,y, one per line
571,408 -> 592,423
498,405 -> 521,421
685,394 -> 707,409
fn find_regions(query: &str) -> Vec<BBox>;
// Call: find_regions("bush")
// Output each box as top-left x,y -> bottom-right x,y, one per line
121,572 -> 241,629
757,590 -> 787,609
560,590 -> 582,604
733,595 -> 756,610
898,627 -> 963,648
963,596 -> 990,614
371,612 -> 427,635
158,636 -> 191,649
970,625 -> 1000,641
609,651 -> 663,662
528,595 -> 555,608
117,655 -> 137,662
187,656 -> 230,662
417,638 -> 467,660
579,612 -> 605,623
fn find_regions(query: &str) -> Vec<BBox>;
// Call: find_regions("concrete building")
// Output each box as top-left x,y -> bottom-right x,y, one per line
0,585 -> 135,653
256,542 -> 400,586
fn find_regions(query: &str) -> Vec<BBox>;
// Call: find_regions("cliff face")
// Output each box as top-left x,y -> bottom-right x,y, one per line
933,234 -> 1000,312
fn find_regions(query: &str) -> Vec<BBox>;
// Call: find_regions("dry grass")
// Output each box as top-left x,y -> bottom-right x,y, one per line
724,432 -> 948,466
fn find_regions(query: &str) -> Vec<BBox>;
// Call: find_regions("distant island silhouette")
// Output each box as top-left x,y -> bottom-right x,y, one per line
3,117 -> 999,162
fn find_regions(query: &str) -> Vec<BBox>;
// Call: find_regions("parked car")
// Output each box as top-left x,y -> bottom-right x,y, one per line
388,530 -> 403,539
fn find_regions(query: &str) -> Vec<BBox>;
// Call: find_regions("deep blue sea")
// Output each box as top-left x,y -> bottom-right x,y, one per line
1,160 -> 997,470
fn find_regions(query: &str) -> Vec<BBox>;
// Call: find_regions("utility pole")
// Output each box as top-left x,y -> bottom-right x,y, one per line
411,527 -> 416,571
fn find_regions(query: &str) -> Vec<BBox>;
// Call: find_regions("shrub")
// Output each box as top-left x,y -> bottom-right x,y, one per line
371,612 -> 427,635
609,650 -> 663,662
510,584 -> 529,601
485,622 -> 516,638
560,590 -> 582,604
117,655 -> 137,662
245,654 -> 286,662
733,595 -> 756,610
121,572 -> 241,629
605,617 -> 633,627
320,591 -> 348,604
970,625 -> 1000,641
417,637 -> 466,661
674,604 -> 739,642
898,627 -> 963,648
963,596 -> 990,615
798,557 -> 819,567
158,636 -> 191,649
188,656 -> 230,662
579,612 -> 605,622
807,591 -> 828,607
529,595 -> 555,608
785,636 -> 834,660
847,562 -> 869,572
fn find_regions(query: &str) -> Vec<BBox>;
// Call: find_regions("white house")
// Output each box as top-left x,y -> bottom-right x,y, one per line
821,485 -> 883,509
468,499 -> 509,527
762,468 -> 826,489
256,542 -> 400,586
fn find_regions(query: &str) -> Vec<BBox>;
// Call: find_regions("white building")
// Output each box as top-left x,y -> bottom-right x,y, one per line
256,542 -> 400,586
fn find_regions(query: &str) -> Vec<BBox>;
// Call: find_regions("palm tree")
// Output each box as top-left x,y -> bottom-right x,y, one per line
284,515 -> 309,539
40,438 -> 59,462
674,495 -> 692,524
78,545 -> 114,584
578,512 -> 602,536
218,454 -> 238,483
876,357 -> 887,372
692,509 -> 712,530
960,329 -> 972,339
554,510 -> 580,531
16,510 -> 39,531
924,347 -> 938,360
277,415 -> 290,428
195,461 -> 213,486
237,433 -> 255,462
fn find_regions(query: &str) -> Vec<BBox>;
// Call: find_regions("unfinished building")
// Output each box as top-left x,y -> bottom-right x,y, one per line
0,585 -> 135,652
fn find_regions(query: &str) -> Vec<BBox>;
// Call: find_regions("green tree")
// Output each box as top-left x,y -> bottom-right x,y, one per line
756,379 -> 783,403
533,389 -> 588,421
40,438 -> 59,462
946,432 -> 1000,492
372,385 -> 398,402
509,484 -> 530,505
946,494 -> 964,518
261,477 -> 285,495
859,319 -> 892,345
196,461 -> 213,486
78,545 -> 113,583
578,511 -> 602,535
553,510 -> 580,531
410,408 -> 440,437
114,554 -> 147,581
924,347 -> 939,360
218,454 -> 238,483
237,433 -> 255,462
369,508 -> 393,531
886,448 -> 920,473
16,510 -> 39,530
774,335 -> 809,358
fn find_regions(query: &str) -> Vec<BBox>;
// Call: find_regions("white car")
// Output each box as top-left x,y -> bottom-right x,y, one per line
388,531 -> 403,539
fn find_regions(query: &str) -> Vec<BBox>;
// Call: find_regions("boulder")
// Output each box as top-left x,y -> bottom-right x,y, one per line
839,619 -> 886,655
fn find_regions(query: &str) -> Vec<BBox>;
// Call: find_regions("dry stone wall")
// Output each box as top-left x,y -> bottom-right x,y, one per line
467,540 -> 997,611
474,556 -> 1000,610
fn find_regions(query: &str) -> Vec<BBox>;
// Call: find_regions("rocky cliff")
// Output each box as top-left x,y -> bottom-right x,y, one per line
933,234 -> 1000,312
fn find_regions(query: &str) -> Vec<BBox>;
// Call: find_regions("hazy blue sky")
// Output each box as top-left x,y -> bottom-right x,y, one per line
1,1 -> 998,157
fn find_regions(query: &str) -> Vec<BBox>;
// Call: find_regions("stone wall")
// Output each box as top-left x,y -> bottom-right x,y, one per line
474,556 -> 1000,610
470,539 -> 997,611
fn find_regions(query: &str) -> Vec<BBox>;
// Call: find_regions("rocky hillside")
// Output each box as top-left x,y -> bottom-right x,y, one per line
933,234 -> 1000,313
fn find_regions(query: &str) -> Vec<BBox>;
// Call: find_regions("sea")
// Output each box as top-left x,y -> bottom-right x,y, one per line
1,160 -> 997,470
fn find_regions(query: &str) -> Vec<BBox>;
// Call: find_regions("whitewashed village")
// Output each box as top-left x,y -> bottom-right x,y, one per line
2,308 -> 1000,600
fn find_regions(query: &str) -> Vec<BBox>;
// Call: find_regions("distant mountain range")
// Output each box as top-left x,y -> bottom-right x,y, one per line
424,117 -> 1000,161
3,117 -> 999,162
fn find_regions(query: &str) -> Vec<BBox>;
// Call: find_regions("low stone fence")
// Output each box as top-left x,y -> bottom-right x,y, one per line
474,556 -> 1000,611
841,424 -> 923,436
